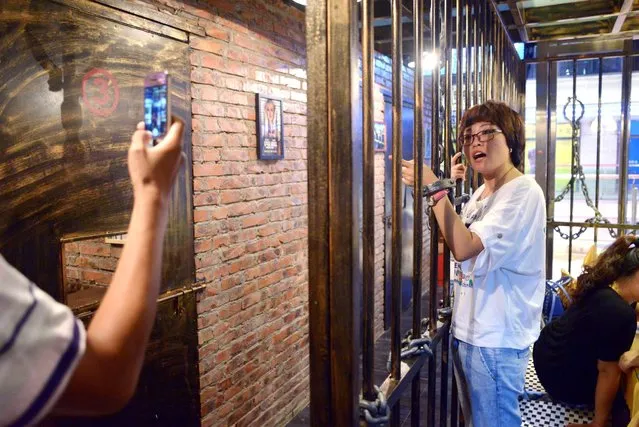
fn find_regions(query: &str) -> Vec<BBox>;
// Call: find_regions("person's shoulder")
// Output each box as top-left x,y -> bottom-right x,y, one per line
509,175 -> 544,201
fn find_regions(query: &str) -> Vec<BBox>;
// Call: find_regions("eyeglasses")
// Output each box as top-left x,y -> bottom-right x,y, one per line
459,128 -> 503,147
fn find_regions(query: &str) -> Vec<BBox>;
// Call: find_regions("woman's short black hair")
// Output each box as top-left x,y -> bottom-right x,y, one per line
458,100 -> 524,167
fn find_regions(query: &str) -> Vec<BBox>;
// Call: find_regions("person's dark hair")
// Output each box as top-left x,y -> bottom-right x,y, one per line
458,100 -> 524,167
572,235 -> 639,302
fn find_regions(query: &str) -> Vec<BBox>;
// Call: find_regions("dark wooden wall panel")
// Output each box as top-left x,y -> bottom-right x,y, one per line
56,292 -> 201,426
0,0 -> 200,424
0,0 -> 194,298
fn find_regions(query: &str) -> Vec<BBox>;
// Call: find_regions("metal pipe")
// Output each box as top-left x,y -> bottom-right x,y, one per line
526,51 -> 639,64
633,186 -> 638,225
456,0 -> 462,129
428,0 -> 440,424
568,59 -> 577,272
464,0 -> 472,194
441,0 -> 453,421
361,0 -> 376,403
485,0 -> 489,101
464,0 -> 470,112
390,0 -> 403,423
472,0 -> 479,104
483,0 -> 490,103
619,47 -> 633,234
546,61 -> 558,279
456,0 -> 465,200
594,57 -> 603,245
411,0 -> 424,423
494,17 -> 500,100
429,0 -> 440,340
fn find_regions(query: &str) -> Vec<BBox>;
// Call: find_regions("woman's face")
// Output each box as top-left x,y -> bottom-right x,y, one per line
265,103 -> 275,121
461,121 -> 512,177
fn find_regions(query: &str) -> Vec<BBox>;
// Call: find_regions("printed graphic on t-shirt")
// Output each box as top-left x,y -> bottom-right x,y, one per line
454,262 -> 474,288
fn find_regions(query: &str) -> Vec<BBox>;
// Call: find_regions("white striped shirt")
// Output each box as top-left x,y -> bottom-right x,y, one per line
0,255 -> 86,426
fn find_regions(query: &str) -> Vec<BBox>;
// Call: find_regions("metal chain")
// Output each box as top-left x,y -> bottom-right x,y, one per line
360,386 -> 390,425
386,325 -> 434,372
551,96 -> 617,240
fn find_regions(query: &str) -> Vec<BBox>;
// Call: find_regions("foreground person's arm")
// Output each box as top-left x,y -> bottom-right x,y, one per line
53,120 -> 184,415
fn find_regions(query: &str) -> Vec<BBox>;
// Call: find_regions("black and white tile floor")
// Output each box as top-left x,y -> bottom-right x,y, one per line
520,348 -> 594,426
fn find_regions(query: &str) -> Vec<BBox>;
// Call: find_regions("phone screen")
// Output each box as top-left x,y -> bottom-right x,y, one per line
144,83 -> 168,139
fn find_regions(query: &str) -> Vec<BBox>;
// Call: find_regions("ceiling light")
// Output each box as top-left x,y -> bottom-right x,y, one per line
408,51 -> 439,71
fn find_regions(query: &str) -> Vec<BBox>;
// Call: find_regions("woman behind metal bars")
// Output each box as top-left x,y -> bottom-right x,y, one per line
534,235 -> 639,427
401,101 -> 546,426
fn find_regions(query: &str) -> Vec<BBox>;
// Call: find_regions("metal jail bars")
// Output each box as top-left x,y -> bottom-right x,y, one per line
530,40 -> 638,279
306,1 -> 525,425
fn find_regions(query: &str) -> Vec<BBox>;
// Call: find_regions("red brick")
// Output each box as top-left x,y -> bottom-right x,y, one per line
193,84 -> 220,101
241,213 -> 268,228
227,202 -> 253,217
233,33 -> 257,52
220,190 -> 243,204
228,48 -> 250,63
217,118 -> 247,133
222,245 -> 246,261
81,270 -> 111,285
193,192 -> 219,207
223,76 -> 244,91
204,25 -> 231,41
78,242 -> 110,257
212,207 -> 229,220
241,291 -> 261,309
190,36 -> 227,55
192,101 -> 225,117
220,149 -> 250,161
194,239 -> 213,253
191,68 -> 221,86
193,133 -> 226,147
194,164 -> 225,177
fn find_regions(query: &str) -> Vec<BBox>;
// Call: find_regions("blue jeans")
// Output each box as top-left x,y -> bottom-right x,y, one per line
451,338 -> 529,427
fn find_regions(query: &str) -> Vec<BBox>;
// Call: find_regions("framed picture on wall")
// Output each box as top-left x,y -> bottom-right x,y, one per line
374,121 -> 386,152
256,94 -> 284,160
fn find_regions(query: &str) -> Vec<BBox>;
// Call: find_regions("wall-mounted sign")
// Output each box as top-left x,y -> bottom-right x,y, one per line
256,94 -> 284,160
374,121 -> 386,152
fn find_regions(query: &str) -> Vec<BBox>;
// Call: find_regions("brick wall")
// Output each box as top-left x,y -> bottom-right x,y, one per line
152,1 -> 311,426
127,0 -> 431,424
64,238 -> 122,291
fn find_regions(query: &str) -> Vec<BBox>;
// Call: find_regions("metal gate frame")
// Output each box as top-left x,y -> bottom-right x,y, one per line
530,39 -> 639,277
306,1 -> 524,425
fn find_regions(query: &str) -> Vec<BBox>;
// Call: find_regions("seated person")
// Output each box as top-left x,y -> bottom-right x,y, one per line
533,235 -> 639,427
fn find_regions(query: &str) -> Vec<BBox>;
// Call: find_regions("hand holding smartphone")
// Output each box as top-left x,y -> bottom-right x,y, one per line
451,152 -> 467,182
144,71 -> 171,144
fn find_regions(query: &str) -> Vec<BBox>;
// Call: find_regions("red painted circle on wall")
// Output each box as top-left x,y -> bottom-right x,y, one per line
82,68 -> 120,117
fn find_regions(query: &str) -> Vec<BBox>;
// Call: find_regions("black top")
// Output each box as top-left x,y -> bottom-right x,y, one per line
533,287 -> 636,405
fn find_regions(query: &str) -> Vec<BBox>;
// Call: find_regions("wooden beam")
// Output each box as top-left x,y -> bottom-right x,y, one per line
507,0 -> 528,42
50,0 -> 188,41
612,0 -> 634,33
306,0 -> 360,425
91,0 -> 205,36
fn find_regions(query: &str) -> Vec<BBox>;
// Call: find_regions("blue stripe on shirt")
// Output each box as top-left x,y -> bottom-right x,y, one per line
10,320 -> 81,427
0,282 -> 37,356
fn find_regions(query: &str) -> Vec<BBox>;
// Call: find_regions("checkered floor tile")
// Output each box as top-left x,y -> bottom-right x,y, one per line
521,399 -> 594,426
520,346 -> 594,426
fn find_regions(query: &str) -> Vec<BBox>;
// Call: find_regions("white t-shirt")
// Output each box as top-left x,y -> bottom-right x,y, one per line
452,175 -> 546,350
0,255 -> 86,426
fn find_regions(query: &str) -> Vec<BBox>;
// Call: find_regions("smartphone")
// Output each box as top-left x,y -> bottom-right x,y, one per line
144,71 -> 171,143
